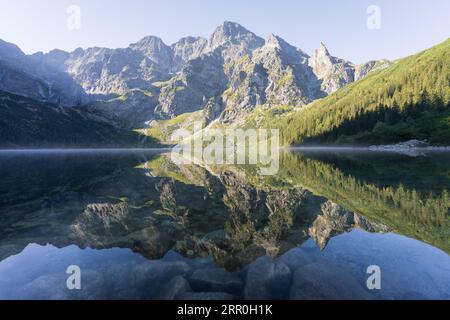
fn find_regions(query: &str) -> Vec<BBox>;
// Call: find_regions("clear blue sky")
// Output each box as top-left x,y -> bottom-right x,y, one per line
0,0 -> 449,63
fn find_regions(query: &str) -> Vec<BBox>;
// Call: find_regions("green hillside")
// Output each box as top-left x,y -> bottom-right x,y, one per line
279,39 -> 450,145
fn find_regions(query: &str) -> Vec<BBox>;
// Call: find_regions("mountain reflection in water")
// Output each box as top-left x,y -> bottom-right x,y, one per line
0,149 -> 448,300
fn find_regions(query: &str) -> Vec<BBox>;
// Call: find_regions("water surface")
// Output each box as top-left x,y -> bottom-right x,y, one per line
0,149 -> 448,300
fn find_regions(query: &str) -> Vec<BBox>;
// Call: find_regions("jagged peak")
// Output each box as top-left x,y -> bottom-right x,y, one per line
215,21 -> 250,35
261,34 -> 309,60
316,42 -> 330,56
266,34 -> 287,47
130,35 -> 168,50
0,38 -> 25,57
46,48 -> 70,57
172,36 -> 207,47
209,21 -> 264,49
265,34 -> 299,52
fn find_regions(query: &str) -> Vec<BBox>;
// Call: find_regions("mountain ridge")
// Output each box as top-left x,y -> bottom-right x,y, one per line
6,22 -> 449,148
0,21 -> 390,126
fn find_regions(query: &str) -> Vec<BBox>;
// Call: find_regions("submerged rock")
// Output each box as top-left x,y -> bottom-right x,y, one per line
289,263 -> 371,300
16,270 -> 106,300
189,268 -> 243,294
277,247 -> 316,271
244,256 -> 291,300
180,291 -> 237,300
157,275 -> 192,300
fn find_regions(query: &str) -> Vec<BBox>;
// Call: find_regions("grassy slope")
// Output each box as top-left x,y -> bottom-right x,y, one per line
135,109 -> 207,145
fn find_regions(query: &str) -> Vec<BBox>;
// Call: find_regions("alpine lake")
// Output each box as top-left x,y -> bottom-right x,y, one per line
0,148 -> 448,300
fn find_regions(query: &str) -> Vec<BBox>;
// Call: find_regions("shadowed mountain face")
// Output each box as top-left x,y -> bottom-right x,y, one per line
0,91 -> 157,148
0,150 -> 448,299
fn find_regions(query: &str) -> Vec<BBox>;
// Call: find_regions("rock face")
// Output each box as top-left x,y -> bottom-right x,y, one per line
171,37 -> 208,72
0,21 -> 390,130
355,59 -> 391,81
309,42 -> 354,94
309,43 -> 392,94
63,36 -> 175,96
154,53 -> 228,118
208,21 -> 265,60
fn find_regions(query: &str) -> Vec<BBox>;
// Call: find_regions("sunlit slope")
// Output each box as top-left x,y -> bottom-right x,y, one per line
279,39 -> 450,145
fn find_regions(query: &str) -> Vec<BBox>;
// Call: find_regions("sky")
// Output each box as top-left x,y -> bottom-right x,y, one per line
0,0 -> 449,63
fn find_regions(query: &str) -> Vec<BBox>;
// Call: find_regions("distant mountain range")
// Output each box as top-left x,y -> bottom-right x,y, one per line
0,21 -> 448,147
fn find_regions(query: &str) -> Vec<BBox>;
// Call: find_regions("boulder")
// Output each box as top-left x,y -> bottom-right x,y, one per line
244,256 -> 291,300
156,275 -> 192,300
289,263 -> 371,300
180,291 -> 237,300
189,268 -> 243,294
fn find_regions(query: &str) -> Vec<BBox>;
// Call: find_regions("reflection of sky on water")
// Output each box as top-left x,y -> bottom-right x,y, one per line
1,230 -> 449,300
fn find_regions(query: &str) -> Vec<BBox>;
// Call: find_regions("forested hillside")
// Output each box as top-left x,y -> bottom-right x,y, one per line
278,39 -> 450,145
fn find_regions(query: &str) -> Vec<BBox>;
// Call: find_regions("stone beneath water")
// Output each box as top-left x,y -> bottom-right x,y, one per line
244,256 -> 291,300
289,263 -> 371,300
157,275 -> 192,300
179,291 -> 237,300
189,268 -> 243,294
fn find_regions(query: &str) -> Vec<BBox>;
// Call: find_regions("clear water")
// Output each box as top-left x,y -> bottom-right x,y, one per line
0,149 -> 448,300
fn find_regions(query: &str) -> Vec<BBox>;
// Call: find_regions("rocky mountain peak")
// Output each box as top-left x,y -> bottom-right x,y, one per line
173,36 -> 206,47
316,42 -> 330,57
0,39 -> 26,65
128,35 -> 173,73
171,36 -> 208,72
129,36 -> 171,57
209,21 -> 264,51
214,21 -> 250,37
263,34 -> 309,60
266,34 -> 288,49
0,23 -> 391,124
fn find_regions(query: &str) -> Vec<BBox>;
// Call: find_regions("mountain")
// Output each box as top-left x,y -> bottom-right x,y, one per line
171,36 -> 208,72
279,38 -> 450,145
0,40 -> 88,106
0,90 -> 153,148
0,21 -> 402,146
0,21 -> 381,128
